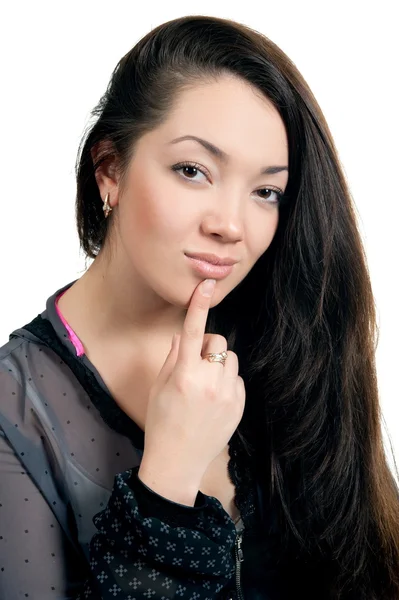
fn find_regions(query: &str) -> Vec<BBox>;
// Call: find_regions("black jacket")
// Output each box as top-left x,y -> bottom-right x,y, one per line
0,280 -> 284,599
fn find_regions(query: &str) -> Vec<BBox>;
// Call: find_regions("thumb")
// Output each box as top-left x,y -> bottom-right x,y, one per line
152,333 -> 180,390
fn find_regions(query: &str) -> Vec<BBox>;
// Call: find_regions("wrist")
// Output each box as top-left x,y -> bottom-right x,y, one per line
137,461 -> 202,507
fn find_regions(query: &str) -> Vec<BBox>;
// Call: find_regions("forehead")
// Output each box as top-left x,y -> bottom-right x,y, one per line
156,76 -> 289,165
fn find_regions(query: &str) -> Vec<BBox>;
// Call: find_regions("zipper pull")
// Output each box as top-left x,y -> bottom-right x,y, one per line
235,530 -> 245,599
237,532 -> 244,562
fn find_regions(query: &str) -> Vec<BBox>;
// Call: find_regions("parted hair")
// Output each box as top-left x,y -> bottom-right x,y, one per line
75,15 -> 399,599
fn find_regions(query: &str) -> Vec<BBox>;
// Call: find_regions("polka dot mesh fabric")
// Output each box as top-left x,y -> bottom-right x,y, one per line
0,280 -> 279,599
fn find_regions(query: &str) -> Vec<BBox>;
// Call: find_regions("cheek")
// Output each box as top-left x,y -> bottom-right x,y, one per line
124,175 -> 187,244
247,210 -> 279,260
135,194 -> 185,241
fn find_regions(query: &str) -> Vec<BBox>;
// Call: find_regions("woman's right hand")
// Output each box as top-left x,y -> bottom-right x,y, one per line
138,278 -> 246,501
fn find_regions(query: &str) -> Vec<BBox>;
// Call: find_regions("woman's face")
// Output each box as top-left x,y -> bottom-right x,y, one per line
110,75 -> 289,309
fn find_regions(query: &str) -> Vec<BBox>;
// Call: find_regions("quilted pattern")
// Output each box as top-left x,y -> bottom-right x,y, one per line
79,466 -> 238,598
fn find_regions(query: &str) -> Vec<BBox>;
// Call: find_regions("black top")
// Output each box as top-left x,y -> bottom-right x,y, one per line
0,280 -> 284,599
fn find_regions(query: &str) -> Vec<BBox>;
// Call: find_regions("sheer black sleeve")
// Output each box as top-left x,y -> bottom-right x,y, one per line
0,431 -> 86,599
79,465 -> 237,599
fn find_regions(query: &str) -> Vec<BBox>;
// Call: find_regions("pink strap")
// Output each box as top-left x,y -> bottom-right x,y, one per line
55,291 -> 85,357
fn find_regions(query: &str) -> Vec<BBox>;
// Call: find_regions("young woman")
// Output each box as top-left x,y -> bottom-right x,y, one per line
1,14 -> 398,600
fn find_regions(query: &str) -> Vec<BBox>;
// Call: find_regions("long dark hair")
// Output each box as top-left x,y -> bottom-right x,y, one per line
75,15 -> 399,598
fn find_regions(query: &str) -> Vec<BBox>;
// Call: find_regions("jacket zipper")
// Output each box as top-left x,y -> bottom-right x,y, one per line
234,529 -> 244,599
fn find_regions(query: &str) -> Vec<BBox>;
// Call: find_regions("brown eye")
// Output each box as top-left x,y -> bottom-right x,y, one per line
181,166 -> 198,178
171,161 -> 209,182
255,188 -> 283,204
258,189 -> 273,199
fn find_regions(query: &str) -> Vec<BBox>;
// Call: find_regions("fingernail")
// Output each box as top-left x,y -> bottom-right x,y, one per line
201,279 -> 216,297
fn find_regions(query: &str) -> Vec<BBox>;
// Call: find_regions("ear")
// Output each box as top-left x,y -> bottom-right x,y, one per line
91,140 -> 121,209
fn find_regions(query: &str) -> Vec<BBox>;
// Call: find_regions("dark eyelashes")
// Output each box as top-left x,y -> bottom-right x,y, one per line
171,161 -> 210,178
171,161 -> 288,205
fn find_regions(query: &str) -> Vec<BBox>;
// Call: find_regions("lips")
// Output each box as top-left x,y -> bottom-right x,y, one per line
184,252 -> 238,266
185,255 -> 235,279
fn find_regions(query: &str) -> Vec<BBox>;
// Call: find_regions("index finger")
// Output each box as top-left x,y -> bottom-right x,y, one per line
176,279 -> 216,367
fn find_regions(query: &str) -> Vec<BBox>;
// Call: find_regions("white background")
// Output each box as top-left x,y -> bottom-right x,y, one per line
0,1 -> 398,475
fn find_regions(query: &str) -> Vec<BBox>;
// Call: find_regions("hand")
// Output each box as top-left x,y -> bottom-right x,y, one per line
138,278 -> 246,502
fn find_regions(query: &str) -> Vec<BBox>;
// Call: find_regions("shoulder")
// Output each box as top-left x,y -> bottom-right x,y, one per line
0,330 -> 59,438
0,324 -> 80,453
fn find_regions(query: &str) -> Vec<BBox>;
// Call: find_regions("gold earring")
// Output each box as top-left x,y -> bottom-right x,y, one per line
102,193 -> 113,218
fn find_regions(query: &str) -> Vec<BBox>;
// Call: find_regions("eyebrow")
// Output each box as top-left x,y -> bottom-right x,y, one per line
168,135 -> 288,175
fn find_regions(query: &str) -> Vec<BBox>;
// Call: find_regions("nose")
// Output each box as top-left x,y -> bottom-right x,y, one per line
200,197 -> 244,243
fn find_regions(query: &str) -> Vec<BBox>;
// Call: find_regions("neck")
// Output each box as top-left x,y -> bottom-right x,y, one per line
58,247 -> 186,356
